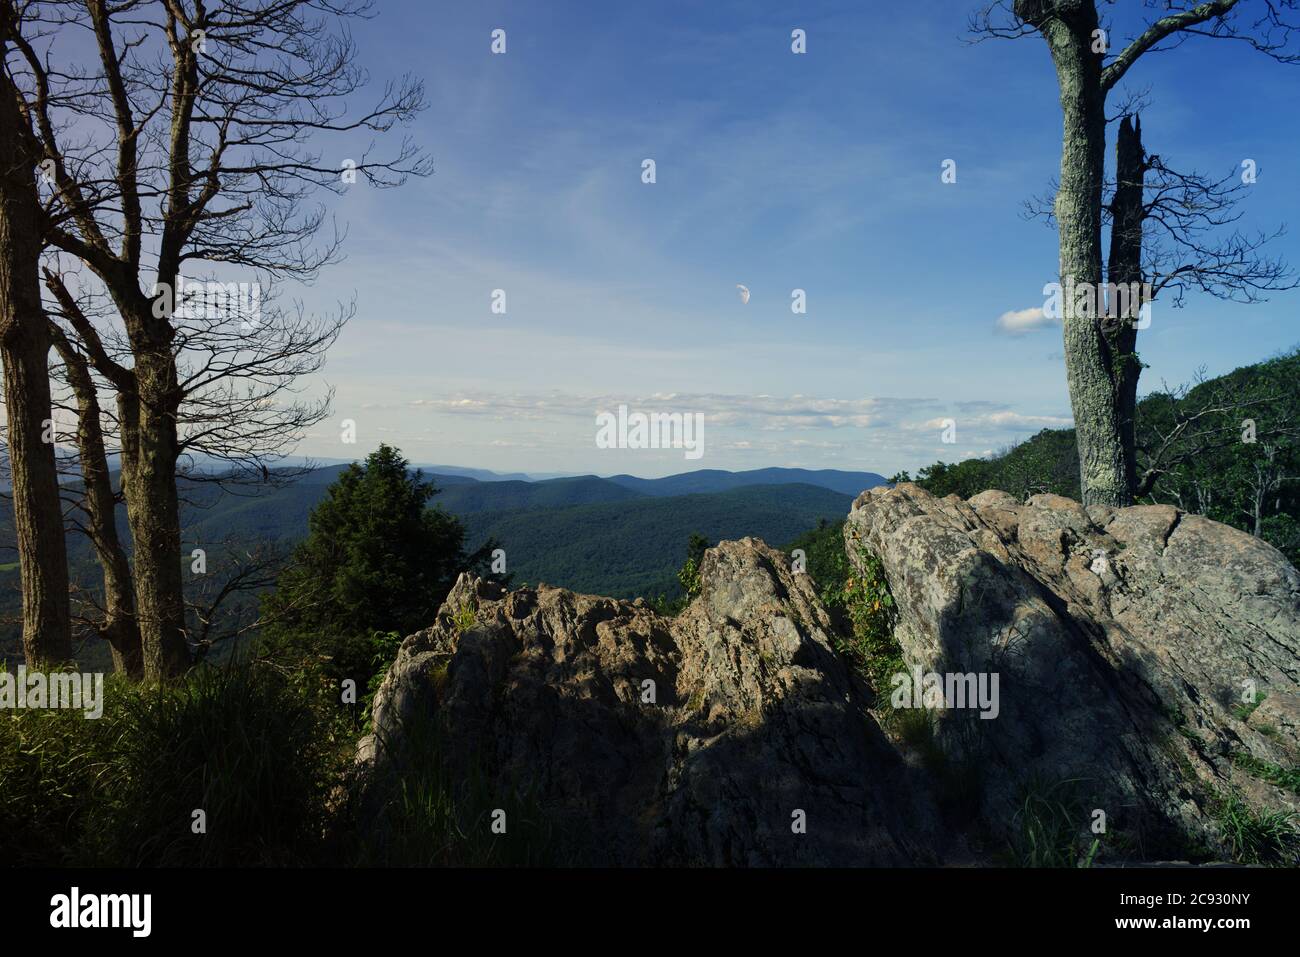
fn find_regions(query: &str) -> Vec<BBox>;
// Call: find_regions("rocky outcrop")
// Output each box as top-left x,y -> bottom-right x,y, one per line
358,485 -> 1300,865
845,483 -> 1300,860
358,538 -> 950,866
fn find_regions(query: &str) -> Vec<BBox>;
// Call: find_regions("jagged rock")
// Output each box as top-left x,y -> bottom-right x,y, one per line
845,483 -> 1300,860
358,538 -> 948,865
357,483 -> 1298,866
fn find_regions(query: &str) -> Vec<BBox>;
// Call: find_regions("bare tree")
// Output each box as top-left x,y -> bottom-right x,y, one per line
11,0 -> 431,678
45,303 -> 143,676
1245,443 -> 1296,536
186,538 -> 290,663
1026,119 -> 1296,499
0,0 -> 70,664
33,252 -> 345,675
975,0 -> 1300,506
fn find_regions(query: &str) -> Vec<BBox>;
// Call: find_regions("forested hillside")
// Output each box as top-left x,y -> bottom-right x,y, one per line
462,483 -> 855,599
897,349 -> 1300,565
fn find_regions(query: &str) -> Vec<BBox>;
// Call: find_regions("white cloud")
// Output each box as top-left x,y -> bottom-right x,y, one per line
911,409 -> 1069,432
996,306 -> 1057,335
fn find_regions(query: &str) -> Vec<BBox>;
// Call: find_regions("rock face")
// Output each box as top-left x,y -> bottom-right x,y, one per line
359,538 -> 948,866
359,485 -> 1300,865
845,483 -> 1300,859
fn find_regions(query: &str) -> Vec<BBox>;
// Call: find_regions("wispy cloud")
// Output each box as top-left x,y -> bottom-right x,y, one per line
392,390 -> 927,431
343,388 -> 1074,476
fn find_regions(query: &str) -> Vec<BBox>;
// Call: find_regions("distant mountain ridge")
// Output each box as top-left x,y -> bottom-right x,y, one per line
1,465 -> 886,664
172,466 -> 881,548
601,467 -> 888,498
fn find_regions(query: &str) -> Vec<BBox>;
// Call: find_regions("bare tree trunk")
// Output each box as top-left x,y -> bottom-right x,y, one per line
48,322 -> 143,677
1106,115 -> 1146,497
0,14 -> 72,665
1038,5 -> 1134,507
118,338 -> 188,680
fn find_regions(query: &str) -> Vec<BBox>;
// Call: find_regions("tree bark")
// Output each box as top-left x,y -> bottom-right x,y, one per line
1106,114 -> 1146,498
0,11 -> 73,665
48,321 -> 143,677
1035,2 -> 1135,506
116,329 -> 189,680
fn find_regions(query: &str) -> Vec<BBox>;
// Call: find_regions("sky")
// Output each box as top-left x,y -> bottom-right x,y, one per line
277,0 -> 1300,478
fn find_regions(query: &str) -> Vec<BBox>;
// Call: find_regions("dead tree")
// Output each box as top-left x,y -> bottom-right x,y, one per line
12,0 -> 431,678
974,0 -> 1300,505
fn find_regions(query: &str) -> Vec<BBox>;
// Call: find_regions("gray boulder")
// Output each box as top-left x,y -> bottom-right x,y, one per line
845,483 -> 1300,860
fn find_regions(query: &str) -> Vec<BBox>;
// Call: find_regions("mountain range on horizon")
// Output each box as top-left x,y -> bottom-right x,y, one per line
0,463 -> 888,667
216,459 -> 891,491
0,451 -> 889,493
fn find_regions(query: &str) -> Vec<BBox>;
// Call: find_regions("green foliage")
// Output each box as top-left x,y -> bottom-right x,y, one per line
361,630 -> 406,730
823,535 -> 903,699
0,675 -> 128,865
1232,752 -> 1300,795
261,444 -> 491,692
676,532 -> 709,599
787,518 -> 853,604
451,602 -> 477,634
685,532 -> 709,567
0,659 -> 561,867
463,484 -> 854,601
646,534 -> 712,616
1005,777 -> 1098,868
785,519 -> 904,701
0,662 -> 348,866
836,550 -> 903,696
674,559 -> 699,598
909,428 -> 1082,502
1139,349 -> 1300,566
1214,791 -> 1300,865
907,348 -> 1300,567
1232,692 -> 1266,721
647,593 -> 686,617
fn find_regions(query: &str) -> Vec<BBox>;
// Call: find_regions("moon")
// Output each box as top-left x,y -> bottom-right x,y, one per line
736,283 -> 750,304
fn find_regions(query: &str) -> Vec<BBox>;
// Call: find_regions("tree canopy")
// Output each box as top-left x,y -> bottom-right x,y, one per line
261,445 -> 487,687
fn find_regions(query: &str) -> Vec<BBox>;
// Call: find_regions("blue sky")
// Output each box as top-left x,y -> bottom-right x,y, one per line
289,0 -> 1300,477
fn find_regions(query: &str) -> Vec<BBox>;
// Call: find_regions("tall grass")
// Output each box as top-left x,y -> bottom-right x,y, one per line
0,673 -> 125,865
1004,777 -> 1098,868
0,662 -> 347,865
1214,791 -> 1300,865
99,665 -> 346,865
0,659 -> 558,866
